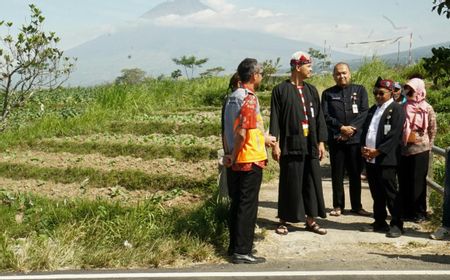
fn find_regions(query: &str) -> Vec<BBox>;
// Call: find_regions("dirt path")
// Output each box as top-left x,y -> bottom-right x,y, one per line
254,158 -> 450,265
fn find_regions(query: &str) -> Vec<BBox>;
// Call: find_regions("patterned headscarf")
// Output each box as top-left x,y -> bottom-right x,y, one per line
403,78 -> 430,144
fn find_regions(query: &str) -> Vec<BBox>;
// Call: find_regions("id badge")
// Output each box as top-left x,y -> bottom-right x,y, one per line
352,104 -> 359,114
384,124 -> 391,135
302,121 -> 309,137
310,104 -> 315,118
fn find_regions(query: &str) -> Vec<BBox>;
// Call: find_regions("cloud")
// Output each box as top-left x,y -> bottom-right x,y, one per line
201,0 -> 235,13
252,9 -> 282,18
148,0 -> 384,55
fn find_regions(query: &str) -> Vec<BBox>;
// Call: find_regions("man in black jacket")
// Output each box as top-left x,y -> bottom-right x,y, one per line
270,51 -> 328,235
360,78 -> 405,238
322,63 -> 370,217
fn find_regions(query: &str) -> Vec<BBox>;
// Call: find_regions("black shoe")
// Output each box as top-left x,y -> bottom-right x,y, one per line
361,222 -> 390,233
402,216 -> 415,222
386,225 -> 403,238
232,253 -> 266,264
228,247 -> 257,256
351,208 -> 372,217
412,215 -> 427,223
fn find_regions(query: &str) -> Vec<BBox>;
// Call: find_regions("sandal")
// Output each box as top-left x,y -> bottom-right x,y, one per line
275,224 -> 288,235
306,222 -> 327,235
330,208 -> 341,216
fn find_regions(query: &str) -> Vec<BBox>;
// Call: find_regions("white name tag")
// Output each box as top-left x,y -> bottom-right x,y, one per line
352,104 -> 359,114
384,124 -> 391,135
310,103 -> 315,118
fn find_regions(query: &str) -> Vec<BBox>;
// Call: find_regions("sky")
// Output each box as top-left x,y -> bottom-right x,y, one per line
1,0 -> 449,56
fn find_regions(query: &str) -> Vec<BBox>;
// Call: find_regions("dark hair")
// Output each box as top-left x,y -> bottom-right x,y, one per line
237,58 -> 259,83
228,72 -> 240,92
333,62 -> 350,74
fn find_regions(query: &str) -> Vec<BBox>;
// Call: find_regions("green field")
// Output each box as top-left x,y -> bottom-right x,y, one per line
0,60 -> 449,271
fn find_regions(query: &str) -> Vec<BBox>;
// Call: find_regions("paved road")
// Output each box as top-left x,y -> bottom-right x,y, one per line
2,269 -> 450,280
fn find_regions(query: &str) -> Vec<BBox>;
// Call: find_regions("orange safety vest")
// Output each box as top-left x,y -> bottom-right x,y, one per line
233,94 -> 267,163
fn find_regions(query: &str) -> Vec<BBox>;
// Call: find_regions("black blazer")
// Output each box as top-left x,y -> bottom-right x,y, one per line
361,101 -> 405,166
269,80 -> 327,158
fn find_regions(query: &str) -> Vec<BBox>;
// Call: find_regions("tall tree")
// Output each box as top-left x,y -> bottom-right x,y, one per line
171,69 -> 182,80
172,55 -> 208,79
432,0 -> 450,18
261,57 -> 281,80
115,68 -> 146,85
0,4 -> 75,130
199,66 -> 225,78
423,46 -> 450,87
308,48 -> 331,72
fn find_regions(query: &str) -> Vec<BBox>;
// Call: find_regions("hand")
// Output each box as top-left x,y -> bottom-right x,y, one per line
318,142 -> 326,161
362,147 -> 379,161
223,154 -> 233,168
336,135 -> 349,142
265,134 -> 277,147
340,126 -> 356,138
272,143 -> 281,162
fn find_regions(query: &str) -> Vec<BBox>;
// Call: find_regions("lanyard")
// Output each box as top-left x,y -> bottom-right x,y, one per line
297,86 -> 309,137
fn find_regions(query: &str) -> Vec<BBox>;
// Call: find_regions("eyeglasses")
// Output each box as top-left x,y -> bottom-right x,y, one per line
373,89 -> 385,96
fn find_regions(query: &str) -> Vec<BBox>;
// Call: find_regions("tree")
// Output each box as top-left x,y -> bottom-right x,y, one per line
261,57 -> 281,80
307,48 -> 331,72
423,46 -> 450,87
172,55 -> 208,79
199,66 -> 225,78
432,0 -> 450,18
0,4 -> 75,130
115,68 -> 146,85
171,69 -> 182,80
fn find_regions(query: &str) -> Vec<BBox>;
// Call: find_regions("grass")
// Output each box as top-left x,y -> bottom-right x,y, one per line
107,121 -> 221,137
0,162 -> 216,192
0,192 -> 228,271
24,140 -> 218,161
1,60 -> 450,271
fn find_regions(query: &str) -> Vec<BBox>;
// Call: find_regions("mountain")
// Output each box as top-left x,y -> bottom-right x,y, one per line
344,41 -> 450,70
65,0 -> 363,86
378,41 -> 450,64
141,0 -> 210,19
65,24 -> 362,86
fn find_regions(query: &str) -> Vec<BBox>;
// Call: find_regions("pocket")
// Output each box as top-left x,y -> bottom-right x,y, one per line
286,135 -> 304,152
407,132 -> 416,144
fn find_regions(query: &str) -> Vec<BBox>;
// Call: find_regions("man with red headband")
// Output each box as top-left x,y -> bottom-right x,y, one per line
269,51 -> 327,235
360,77 -> 405,238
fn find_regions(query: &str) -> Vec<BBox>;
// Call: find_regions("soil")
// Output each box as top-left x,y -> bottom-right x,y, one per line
0,150 -> 216,179
0,149 -> 214,206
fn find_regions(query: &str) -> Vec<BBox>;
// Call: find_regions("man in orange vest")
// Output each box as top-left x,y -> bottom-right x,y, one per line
223,58 -> 276,264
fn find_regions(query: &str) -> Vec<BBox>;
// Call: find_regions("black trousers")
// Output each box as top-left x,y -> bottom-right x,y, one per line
398,151 -> 429,219
227,164 -> 262,255
329,142 -> 363,211
366,163 -> 403,229
278,154 -> 326,222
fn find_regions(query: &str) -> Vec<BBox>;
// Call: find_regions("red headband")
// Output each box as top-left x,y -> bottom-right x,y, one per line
378,79 -> 395,91
290,55 -> 312,66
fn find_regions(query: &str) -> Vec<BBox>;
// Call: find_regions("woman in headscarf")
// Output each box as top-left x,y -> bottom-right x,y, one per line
398,78 -> 437,223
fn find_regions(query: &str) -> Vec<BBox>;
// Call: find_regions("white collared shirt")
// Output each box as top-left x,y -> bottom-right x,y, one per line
365,98 -> 394,163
